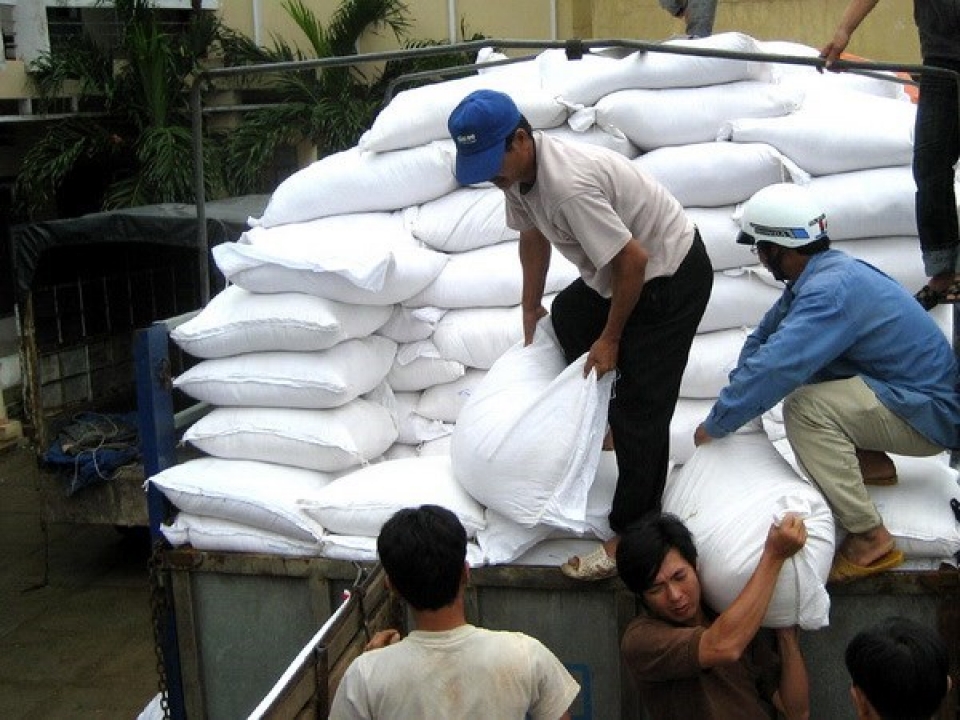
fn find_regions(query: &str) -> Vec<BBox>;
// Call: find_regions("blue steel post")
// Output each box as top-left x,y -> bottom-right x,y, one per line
135,322 -> 186,720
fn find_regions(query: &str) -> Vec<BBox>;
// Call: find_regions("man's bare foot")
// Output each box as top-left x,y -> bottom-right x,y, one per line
839,525 -> 895,567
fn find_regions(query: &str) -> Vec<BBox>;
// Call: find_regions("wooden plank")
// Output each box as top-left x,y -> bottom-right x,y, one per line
252,569 -> 396,720
259,661 -> 318,719
163,549 -> 366,581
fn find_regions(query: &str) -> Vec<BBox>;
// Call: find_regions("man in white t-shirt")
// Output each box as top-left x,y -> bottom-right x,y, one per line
447,90 -> 713,580
329,505 -> 580,720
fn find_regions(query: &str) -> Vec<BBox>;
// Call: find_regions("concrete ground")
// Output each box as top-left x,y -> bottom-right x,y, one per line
0,441 -> 158,719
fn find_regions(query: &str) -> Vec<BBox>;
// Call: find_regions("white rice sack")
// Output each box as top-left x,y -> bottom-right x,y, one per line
805,167 -> 918,240
477,449 -> 620,561
161,512 -> 322,557
182,400 -> 398,473
585,449 -> 618,539
451,320 -> 615,531
474,47 -> 542,83
432,306 -> 525,369
381,442 -> 416,460
321,534 -> 378,562
539,33 -> 773,105
381,435 -> 453,460
173,336 -> 397,409
251,142 -> 459,228
404,240 -> 579,309
762,412 -> 960,559
416,435 -> 453,457
214,220 -> 448,306
386,339 -> 466,392
170,286 -> 391,359
212,242 -> 447,307
831,237 -> 926,292
680,328 -> 749,399
416,369 -> 488,423
392,392 -> 453,445
406,186 -> 518,253
719,94 -> 915,176
634,143 -> 806,208
477,510 -> 556,565
699,269 -> 782,333
757,40 -> 912,102
150,457 -> 331,542
245,209 -> 412,247
686,206 -> 756,270
663,431 -> 835,629
358,74 -> 567,153
377,305 -> 447,343
298,455 -> 486,538
595,81 -> 802,151
545,123 -> 640,159
670,398 -> 716,466
320,532 -> 485,566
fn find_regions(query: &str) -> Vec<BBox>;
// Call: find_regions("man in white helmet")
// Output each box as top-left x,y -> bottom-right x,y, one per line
694,183 -> 960,582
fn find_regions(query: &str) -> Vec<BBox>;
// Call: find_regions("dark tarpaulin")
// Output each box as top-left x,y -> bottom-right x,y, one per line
8,195 -> 269,295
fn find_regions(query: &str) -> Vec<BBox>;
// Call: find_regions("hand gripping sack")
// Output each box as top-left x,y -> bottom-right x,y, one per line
451,320 -> 614,532
663,430 -> 835,629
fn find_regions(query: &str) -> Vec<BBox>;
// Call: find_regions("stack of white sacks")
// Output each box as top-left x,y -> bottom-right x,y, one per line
150,33 -> 960,628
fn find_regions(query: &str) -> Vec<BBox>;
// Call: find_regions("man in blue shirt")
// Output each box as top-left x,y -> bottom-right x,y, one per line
695,183 -> 960,582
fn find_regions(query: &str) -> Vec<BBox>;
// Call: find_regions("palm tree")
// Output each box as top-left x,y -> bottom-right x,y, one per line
218,0 -> 485,195
14,0 -> 224,218
14,0 -> 486,216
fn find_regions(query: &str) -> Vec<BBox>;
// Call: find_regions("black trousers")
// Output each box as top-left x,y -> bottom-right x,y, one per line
551,232 -> 713,533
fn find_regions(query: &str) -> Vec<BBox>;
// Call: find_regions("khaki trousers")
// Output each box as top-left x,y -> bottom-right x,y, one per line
783,377 -> 943,533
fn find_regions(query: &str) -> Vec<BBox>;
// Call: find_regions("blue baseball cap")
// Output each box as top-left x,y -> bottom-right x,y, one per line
448,89 -> 521,185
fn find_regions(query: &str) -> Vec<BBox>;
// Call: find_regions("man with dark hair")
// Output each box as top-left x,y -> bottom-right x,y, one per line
694,183 -> 960,582
329,505 -> 580,720
846,617 -> 951,719
617,512 -> 810,720
448,89 -> 712,581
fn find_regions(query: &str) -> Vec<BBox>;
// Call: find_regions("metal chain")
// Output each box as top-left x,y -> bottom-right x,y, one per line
148,538 -> 171,720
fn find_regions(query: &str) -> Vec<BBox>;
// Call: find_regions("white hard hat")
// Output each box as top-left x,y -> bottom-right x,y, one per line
737,183 -> 828,249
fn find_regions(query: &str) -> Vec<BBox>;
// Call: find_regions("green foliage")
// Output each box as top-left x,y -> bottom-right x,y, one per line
15,120 -> 119,213
14,0 -> 488,215
221,0 -> 486,196
14,0 -> 221,218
